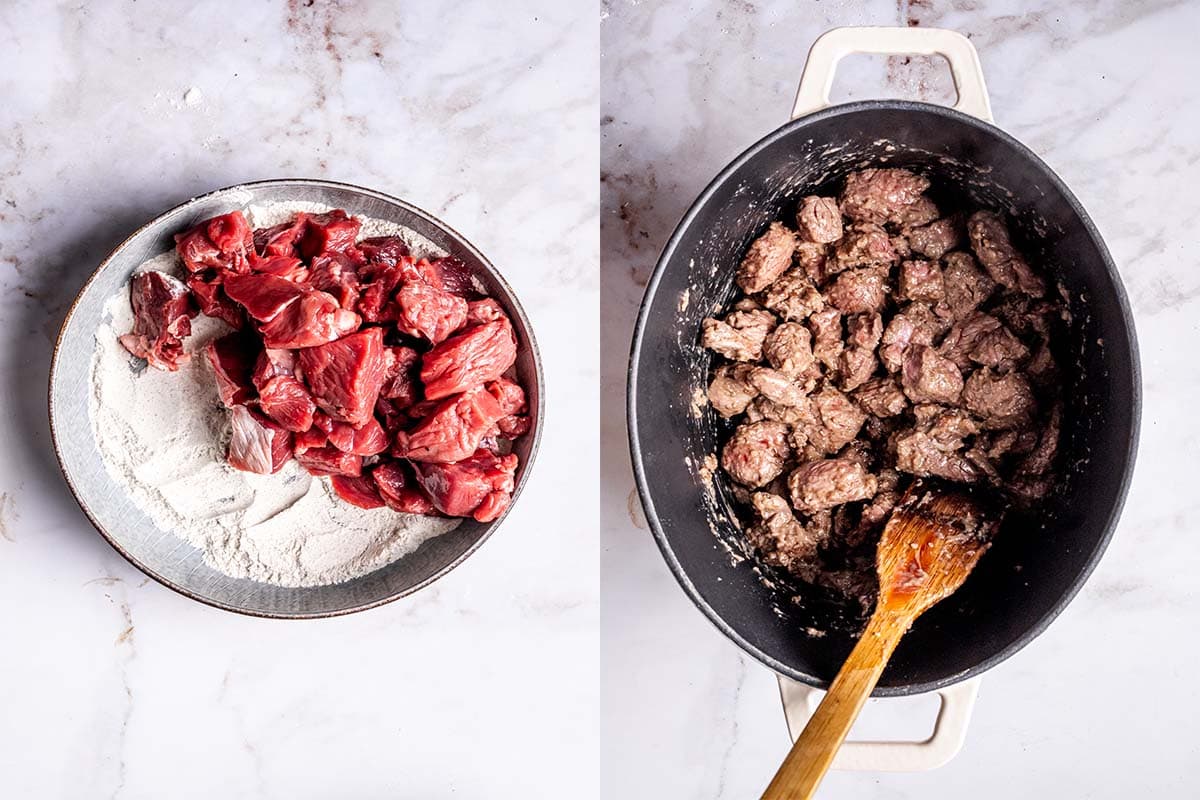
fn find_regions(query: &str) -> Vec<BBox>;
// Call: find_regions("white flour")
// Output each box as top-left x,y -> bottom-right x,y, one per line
87,203 -> 460,587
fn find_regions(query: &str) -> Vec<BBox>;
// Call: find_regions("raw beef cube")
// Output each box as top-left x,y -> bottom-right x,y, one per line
421,319 -> 518,401
298,327 -> 387,426
204,332 -> 256,407
357,236 -> 411,268
175,211 -> 254,274
496,415 -> 531,438
395,386 -> 505,463
465,298 -> 507,326
223,273 -> 308,322
309,252 -> 362,309
427,256 -> 479,297
251,348 -> 297,391
227,406 -> 292,474
250,254 -> 309,283
119,270 -> 198,371
258,375 -> 317,432
293,414 -> 330,454
381,346 -> 421,405
329,474 -> 385,510
327,417 -> 389,456
295,445 -> 362,477
299,209 -> 362,259
257,292 -> 361,349
395,281 -> 469,344
186,271 -> 244,329
486,378 -> 526,416
355,280 -> 398,323
413,450 -> 519,522
253,214 -> 308,257
372,461 -> 438,515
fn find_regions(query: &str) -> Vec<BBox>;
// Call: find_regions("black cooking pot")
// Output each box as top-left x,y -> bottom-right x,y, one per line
628,35 -> 1140,696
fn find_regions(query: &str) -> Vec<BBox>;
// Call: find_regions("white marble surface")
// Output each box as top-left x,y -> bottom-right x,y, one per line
602,0 -> 1198,797
0,2 -> 597,797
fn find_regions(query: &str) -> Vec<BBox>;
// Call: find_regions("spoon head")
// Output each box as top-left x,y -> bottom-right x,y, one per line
876,481 -> 1001,619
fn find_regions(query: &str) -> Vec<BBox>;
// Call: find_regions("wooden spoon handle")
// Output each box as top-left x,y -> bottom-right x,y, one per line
761,611 -> 910,800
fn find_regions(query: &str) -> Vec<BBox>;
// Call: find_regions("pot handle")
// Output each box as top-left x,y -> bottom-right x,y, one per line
776,674 -> 981,771
792,26 -> 993,122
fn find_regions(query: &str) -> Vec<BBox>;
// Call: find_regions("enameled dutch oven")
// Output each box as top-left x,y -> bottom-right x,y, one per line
628,26 -> 1140,767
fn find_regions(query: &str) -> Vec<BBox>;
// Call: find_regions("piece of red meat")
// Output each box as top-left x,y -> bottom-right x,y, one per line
394,386 -> 505,463
227,405 -> 292,474
294,414 -> 330,454
420,319 -> 518,401
175,211 -> 253,274
295,445 -> 362,477
223,273 -> 308,322
258,375 -> 317,432
372,461 -> 438,515
395,281 -> 469,344
330,474 -> 385,509
413,450 -> 518,522
380,346 -> 421,405
497,415 -> 532,438
375,397 -> 411,436
309,252 -> 362,309
119,270 -> 199,371
257,291 -> 361,349
405,399 -> 441,419
186,271 -> 245,329
358,236 -> 411,268
299,210 -> 362,259
486,378 -> 526,415
204,332 -> 257,406
327,417 -> 388,456
251,347 -> 297,391
426,256 -> 479,298
297,327 -> 387,426
251,254 -> 309,283
465,298 -> 506,326
253,215 -> 308,257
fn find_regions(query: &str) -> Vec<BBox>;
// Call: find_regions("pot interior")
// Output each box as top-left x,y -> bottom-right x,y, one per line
630,103 -> 1138,693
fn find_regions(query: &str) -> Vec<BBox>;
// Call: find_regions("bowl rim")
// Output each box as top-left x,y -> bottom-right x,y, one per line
627,99 -> 1142,694
48,177 -> 545,619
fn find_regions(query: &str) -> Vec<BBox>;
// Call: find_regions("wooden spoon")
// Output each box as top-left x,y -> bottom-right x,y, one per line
761,482 -> 1000,800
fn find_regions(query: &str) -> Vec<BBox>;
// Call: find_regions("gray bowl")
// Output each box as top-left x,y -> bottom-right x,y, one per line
49,179 -> 543,618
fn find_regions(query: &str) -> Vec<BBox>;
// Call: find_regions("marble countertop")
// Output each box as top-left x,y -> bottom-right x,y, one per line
0,2 -> 597,797
602,0 -> 1198,797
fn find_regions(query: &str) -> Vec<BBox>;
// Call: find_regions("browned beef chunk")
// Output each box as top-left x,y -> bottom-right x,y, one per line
828,267 -> 889,314
898,259 -> 945,303
901,345 -> 964,404
795,242 -> 829,284
788,458 -> 878,513
721,420 -> 791,488
941,251 -> 995,321
938,311 -> 1003,371
736,222 -> 797,293
839,168 -> 931,225
762,269 -> 825,323
858,468 -> 900,530
701,308 -> 776,361
795,196 -> 843,244
993,294 -> 1059,339
906,217 -> 961,259
807,308 -> 843,369
969,323 -> 1030,373
792,386 -> 867,455
890,234 -> 912,259
967,211 -> 1046,297
838,347 -> 877,392
962,368 -> 1037,429
707,364 -> 758,418
1016,401 -> 1062,477
894,406 -> 980,483
763,322 -> 816,378
1025,340 -> 1059,387
833,223 -> 897,272
746,396 -> 807,426
749,367 -> 812,407
846,313 -> 883,350
879,303 -> 941,372
895,196 -> 940,228
852,377 -> 909,417
749,492 -> 827,563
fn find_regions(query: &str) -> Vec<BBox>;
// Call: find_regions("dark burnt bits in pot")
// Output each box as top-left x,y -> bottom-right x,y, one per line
700,168 -> 1067,613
